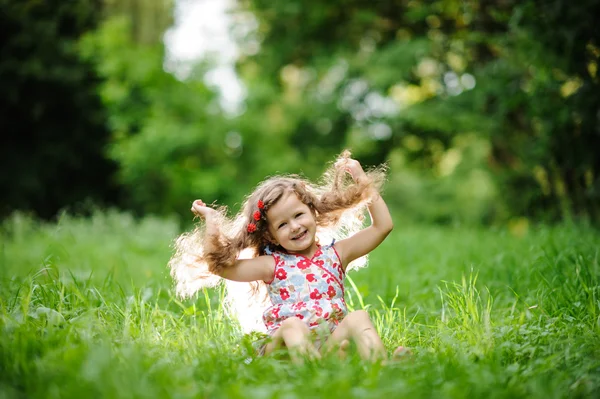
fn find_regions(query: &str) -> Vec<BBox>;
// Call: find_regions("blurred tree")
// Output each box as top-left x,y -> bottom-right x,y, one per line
230,0 -> 600,224
0,0 -> 120,219
11,0 -> 594,224
103,0 -> 174,44
80,17 -> 246,219
496,0 -> 600,222
231,0 -> 500,222
0,0 -> 179,219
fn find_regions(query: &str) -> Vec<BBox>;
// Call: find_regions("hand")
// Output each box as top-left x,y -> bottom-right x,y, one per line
191,199 -> 219,221
335,157 -> 367,183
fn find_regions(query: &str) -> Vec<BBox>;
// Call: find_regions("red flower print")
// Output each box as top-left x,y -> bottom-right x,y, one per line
309,322 -> 319,327
314,249 -> 322,257
275,268 -> 287,280
314,259 -> 324,267
295,314 -> 304,320
323,312 -> 330,319
309,289 -> 323,300
280,288 -> 290,300
312,305 -> 323,317
253,211 -> 261,221
293,301 -> 306,311
297,259 -> 311,270
247,223 -> 257,233
257,200 -> 264,209
272,306 -> 281,318
333,263 -> 343,277
327,285 -> 336,298
306,273 -> 316,282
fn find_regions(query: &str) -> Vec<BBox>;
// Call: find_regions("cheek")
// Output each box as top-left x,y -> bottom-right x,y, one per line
271,227 -> 284,240
302,215 -> 316,226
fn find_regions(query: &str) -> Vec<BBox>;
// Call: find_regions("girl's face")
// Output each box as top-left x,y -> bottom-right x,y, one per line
266,191 -> 317,257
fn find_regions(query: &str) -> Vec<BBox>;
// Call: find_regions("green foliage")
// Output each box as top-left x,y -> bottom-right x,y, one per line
3,0 -> 599,225
103,0 -> 174,45
0,0 -> 120,219
79,17 -> 240,217
1,213 -> 599,397
230,0 -> 600,224
80,16 -> 335,219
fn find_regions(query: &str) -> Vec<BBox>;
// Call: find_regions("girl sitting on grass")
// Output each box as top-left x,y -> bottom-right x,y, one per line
169,151 -> 407,362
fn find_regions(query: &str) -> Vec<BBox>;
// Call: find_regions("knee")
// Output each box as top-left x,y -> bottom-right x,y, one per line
280,316 -> 307,332
346,310 -> 372,328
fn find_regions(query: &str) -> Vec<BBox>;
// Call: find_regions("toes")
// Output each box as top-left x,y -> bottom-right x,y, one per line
392,346 -> 412,358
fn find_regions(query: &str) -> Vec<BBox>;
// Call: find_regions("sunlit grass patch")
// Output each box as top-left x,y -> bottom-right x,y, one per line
1,213 -> 599,398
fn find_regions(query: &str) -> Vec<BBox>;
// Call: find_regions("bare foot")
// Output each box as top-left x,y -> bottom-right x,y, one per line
392,346 -> 412,359
381,346 -> 413,365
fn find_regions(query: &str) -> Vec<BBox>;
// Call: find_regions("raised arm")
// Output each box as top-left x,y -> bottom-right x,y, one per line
331,161 -> 394,270
191,200 -> 275,283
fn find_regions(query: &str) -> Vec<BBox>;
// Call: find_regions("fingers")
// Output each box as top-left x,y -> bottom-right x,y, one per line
190,199 -> 207,215
336,157 -> 359,167
336,158 -> 362,175
335,157 -> 354,170
334,158 -> 346,169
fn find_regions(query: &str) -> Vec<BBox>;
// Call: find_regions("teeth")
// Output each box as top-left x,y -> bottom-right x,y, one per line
293,231 -> 305,240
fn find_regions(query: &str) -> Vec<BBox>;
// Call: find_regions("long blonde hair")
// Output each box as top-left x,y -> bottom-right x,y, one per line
168,151 -> 387,333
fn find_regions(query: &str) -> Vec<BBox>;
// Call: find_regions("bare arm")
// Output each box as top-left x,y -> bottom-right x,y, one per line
331,161 -> 394,270
191,200 -> 275,283
220,256 -> 275,283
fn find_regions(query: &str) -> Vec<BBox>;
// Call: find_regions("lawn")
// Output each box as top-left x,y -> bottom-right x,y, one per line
1,210 -> 599,398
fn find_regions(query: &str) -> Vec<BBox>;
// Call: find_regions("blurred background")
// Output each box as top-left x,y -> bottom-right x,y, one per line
1,0 -> 599,227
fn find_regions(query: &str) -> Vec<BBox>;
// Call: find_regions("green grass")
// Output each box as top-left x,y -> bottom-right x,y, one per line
1,210 -> 599,398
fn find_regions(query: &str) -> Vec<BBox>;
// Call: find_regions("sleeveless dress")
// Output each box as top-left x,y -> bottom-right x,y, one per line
263,242 -> 348,336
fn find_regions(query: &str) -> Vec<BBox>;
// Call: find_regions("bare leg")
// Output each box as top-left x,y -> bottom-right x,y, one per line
337,339 -> 350,359
263,317 -> 320,364
321,337 -> 351,359
324,310 -> 386,361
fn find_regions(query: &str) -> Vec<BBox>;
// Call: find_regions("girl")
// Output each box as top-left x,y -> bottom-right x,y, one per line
169,151 -> 405,362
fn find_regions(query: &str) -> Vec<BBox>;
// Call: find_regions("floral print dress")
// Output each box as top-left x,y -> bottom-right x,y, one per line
263,242 -> 348,336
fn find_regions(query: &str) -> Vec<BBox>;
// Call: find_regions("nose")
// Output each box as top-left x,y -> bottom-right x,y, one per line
290,220 -> 301,232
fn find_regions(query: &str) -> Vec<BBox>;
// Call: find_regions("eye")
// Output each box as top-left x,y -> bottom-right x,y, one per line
295,212 -> 303,218
278,222 -> 287,229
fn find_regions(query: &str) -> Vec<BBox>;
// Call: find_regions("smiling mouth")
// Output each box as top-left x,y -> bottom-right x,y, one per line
292,230 -> 307,240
